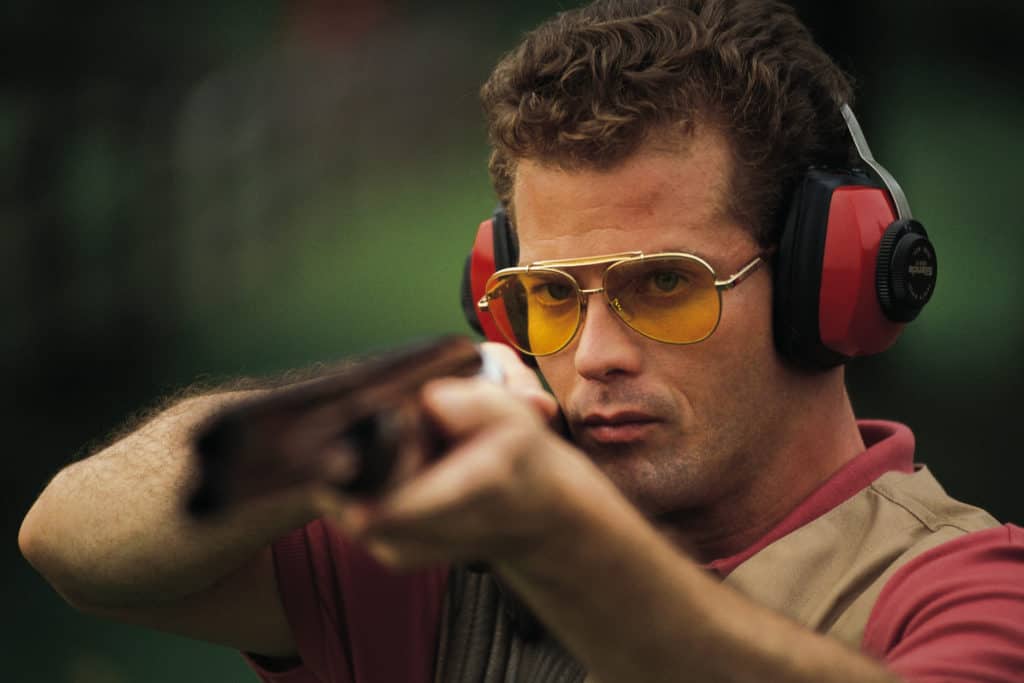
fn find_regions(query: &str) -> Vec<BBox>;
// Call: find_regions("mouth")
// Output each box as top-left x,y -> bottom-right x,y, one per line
578,410 -> 661,443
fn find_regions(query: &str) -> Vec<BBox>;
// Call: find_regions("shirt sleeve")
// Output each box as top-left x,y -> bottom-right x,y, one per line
862,524 -> 1024,683
245,518 -> 449,683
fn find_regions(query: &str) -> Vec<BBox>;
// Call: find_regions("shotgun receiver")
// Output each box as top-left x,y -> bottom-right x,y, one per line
187,335 -> 494,518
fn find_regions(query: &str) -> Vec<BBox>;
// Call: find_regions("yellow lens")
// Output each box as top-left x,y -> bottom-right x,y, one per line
483,271 -> 580,355
604,255 -> 721,344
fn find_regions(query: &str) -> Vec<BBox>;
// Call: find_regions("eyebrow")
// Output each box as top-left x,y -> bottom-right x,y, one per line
525,247 -> 719,269
656,246 -> 717,263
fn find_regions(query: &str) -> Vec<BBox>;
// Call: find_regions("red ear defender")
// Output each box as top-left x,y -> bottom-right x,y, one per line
773,105 -> 937,370
817,185 -> 906,357
460,207 -> 520,348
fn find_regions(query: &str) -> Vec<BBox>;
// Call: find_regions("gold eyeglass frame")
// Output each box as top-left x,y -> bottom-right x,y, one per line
477,251 -> 768,356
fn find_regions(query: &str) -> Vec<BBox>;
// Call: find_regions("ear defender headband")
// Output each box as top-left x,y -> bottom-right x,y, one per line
460,104 -> 937,370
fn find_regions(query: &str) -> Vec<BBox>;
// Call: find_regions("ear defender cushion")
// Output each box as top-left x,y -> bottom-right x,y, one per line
491,206 -> 519,271
460,250 -> 486,337
773,169 -> 906,370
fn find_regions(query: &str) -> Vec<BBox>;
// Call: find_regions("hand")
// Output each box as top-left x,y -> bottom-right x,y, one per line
312,373 -> 605,571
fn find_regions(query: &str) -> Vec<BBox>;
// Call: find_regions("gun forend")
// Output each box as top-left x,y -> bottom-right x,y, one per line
187,335 -> 486,518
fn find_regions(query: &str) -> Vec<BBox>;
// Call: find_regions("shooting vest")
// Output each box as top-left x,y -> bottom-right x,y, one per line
433,466 -> 999,683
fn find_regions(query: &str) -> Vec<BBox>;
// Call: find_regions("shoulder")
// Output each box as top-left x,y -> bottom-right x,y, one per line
864,524 -> 1024,682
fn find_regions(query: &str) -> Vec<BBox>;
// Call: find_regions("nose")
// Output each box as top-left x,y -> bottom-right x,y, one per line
571,291 -> 645,381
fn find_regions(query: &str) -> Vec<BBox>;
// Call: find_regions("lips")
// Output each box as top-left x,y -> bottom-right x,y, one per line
578,410 -> 661,443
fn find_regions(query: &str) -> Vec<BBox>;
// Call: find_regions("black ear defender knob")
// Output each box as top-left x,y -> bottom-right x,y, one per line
839,104 -> 937,326
876,219 -> 937,322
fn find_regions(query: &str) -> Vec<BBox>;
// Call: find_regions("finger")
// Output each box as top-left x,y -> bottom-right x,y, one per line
519,389 -> 560,422
311,484 -> 374,536
421,377 -> 539,441
364,422 -> 526,533
317,442 -> 362,486
363,537 -> 460,571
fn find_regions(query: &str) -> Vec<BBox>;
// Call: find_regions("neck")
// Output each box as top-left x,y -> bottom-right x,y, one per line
661,371 -> 865,564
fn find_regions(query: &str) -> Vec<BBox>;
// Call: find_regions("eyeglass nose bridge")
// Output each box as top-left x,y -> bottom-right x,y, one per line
569,284 -> 633,343
575,285 -> 624,313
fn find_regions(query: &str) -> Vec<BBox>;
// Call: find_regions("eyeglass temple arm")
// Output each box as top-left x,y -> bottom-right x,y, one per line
715,252 -> 772,290
478,283 -> 504,310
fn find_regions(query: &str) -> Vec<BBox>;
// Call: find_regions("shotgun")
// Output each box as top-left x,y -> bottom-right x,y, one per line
187,335 -> 498,518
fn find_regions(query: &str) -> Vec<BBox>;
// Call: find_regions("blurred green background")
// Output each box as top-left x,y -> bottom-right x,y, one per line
5,1 -> 1023,681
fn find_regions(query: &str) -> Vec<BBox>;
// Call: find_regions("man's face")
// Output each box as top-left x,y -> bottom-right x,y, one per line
512,129 -> 794,521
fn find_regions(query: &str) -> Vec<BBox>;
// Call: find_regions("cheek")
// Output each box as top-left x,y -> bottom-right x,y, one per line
536,355 -> 573,406
700,281 -> 789,434
675,280 -> 779,414
717,276 -> 776,358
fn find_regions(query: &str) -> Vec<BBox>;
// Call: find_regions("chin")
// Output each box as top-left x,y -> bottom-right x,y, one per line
582,440 -> 708,516
585,450 -> 676,513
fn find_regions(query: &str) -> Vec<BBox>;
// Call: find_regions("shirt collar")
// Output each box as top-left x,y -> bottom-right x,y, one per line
705,420 -> 915,577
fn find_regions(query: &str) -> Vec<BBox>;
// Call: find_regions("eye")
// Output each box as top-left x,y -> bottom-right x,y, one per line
531,280 -> 575,305
641,269 -> 690,295
545,283 -> 574,300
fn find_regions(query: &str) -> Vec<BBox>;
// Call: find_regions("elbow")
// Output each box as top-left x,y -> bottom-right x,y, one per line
20,511 -> 102,612
19,491 -> 96,611
19,496 -> 53,577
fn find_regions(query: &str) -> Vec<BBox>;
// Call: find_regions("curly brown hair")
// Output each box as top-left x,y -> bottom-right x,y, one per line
480,0 -> 855,247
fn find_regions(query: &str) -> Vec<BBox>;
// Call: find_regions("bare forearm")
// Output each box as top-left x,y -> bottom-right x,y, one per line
19,392 -> 317,608
497,494 -> 899,683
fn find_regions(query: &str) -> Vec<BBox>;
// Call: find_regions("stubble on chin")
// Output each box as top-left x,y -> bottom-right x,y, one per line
572,425 -> 710,519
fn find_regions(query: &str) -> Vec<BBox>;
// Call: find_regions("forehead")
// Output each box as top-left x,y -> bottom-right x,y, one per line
511,128 -> 750,264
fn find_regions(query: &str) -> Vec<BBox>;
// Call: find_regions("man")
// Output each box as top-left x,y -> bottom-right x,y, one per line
19,1 -> 1023,682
